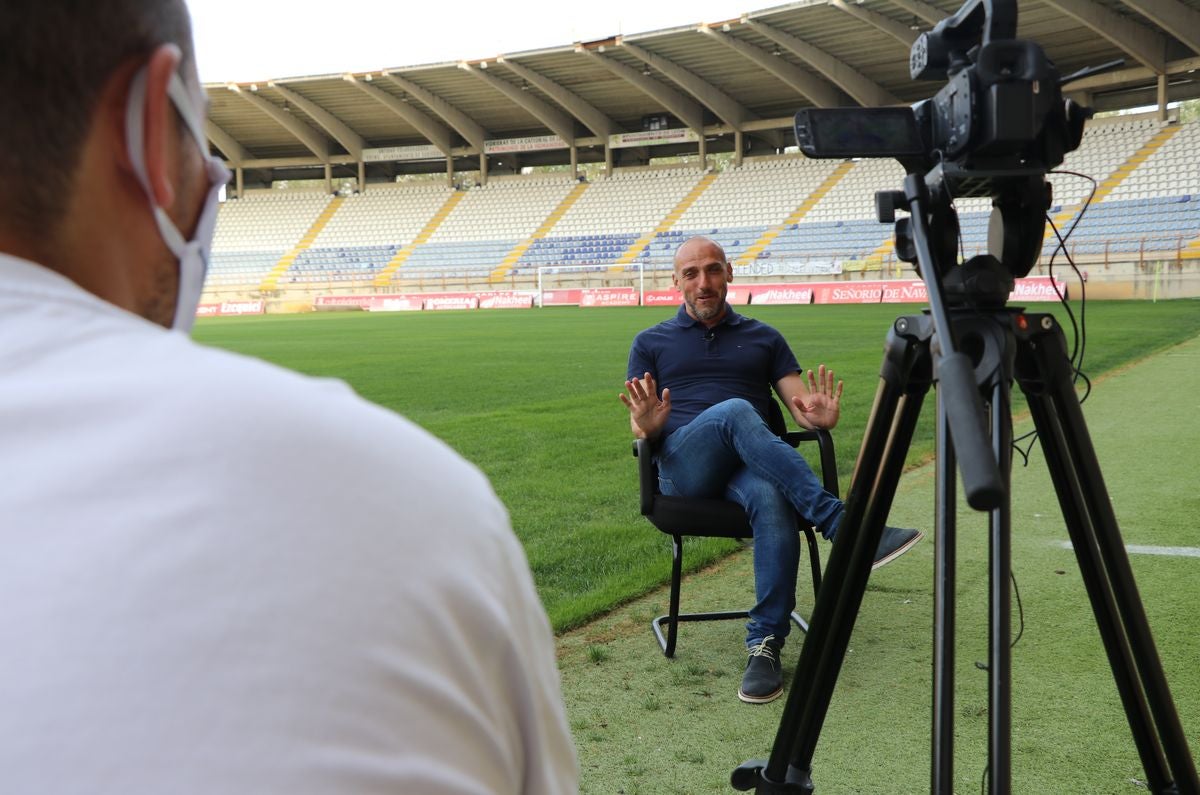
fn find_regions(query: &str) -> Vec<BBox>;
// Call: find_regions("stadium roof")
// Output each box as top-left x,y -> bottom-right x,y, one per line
204,0 -> 1200,186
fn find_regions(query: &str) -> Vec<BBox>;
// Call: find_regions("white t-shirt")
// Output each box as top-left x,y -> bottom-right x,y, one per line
0,254 -> 578,794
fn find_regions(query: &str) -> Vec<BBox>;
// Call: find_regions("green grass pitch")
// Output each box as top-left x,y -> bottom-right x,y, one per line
194,300 -> 1200,632
195,300 -> 1200,792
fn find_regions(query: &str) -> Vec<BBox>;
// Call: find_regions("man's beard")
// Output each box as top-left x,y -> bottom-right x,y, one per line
139,252 -> 180,328
688,294 -> 724,322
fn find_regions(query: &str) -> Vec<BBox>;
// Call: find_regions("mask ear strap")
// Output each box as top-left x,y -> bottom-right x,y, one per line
124,63 -> 190,255
166,71 -> 209,154
124,68 -> 153,195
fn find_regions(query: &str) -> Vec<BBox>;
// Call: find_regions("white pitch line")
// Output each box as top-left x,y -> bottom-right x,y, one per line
1059,542 -> 1200,558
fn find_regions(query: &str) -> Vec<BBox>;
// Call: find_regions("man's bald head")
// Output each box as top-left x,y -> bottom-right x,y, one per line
672,236 -> 733,326
673,236 -> 727,272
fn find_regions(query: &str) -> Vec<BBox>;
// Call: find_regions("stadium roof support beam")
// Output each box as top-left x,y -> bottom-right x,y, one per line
268,83 -> 365,160
1064,54 -> 1200,92
459,62 -> 577,145
737,21 -> 900,106
205,120 -> 250,166
699,26 -> 841,108
496,58 -> 620,139
1119,0 -> 1200,57
887,0 -> 945,27
381,73 -> 490,151
344,75 -> 456,156
225,84 -> 330,160
827,0 -> 918,48
1040,0 -> 1167,72
577,46 -> 706,133
618,40 -> 758,132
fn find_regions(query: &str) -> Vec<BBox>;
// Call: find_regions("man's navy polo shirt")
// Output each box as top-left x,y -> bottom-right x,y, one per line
626,303 -> 801,438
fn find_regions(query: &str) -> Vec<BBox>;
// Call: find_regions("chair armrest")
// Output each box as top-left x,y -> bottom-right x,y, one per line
781,428 -> 839,497
633,438 -> 658,516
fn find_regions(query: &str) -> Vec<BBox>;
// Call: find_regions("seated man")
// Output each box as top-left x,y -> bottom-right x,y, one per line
620,236 -> 923,705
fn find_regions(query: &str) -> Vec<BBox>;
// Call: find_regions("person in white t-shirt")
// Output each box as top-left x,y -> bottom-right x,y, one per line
0,2 -> 577,792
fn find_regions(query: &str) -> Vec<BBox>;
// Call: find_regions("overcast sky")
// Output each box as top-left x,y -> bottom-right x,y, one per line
190,0 -> 757,83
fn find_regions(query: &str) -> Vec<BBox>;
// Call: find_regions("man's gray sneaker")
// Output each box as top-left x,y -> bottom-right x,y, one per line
874,526 -> 924,569
738,635 -> 783,704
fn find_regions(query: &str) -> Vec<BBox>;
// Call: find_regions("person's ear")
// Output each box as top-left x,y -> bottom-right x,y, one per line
140,44 -> 184,210
725,263 -> 734,283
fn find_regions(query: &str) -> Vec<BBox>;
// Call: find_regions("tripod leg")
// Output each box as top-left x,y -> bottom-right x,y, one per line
986,379 -> 1013,794
932,390 -> 958,793
1019,317 -> 1199,792
759,319 -> 932,789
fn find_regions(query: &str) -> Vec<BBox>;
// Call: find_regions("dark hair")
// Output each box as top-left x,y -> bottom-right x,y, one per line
0,0 -> 195,232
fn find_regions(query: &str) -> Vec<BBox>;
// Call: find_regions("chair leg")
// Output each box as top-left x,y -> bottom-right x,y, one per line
650,535 -> 685,657
651,529 -> 823,657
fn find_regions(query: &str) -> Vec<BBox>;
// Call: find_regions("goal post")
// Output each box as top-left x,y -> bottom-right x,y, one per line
535,262 -> 663,307
531,257 -> 853,306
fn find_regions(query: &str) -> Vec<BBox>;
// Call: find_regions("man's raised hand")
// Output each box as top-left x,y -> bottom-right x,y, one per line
790,364 -> 844,429
620,372 -> 671,441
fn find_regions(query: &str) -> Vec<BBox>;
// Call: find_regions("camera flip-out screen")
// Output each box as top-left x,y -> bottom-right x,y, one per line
794,107 -> 925,160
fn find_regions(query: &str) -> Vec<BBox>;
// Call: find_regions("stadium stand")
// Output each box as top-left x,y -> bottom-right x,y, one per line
766,158 -> 905,267
934,118 -> 1196,263
658,157 -> 846,268
1042,119 -> 1196,259
398,176 -> 578,282
513,169 -> 707,277
288,183 -> 455,284
206,118 -> 1200,295
209,191 -> 331,288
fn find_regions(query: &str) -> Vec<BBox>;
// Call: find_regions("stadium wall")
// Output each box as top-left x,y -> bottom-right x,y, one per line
199,256 -> 1200,314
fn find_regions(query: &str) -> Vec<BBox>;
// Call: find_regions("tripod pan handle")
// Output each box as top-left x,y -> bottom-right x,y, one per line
939,352 -> 1005,510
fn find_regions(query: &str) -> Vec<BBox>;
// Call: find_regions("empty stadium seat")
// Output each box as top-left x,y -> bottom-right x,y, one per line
206,120 -> 1200,293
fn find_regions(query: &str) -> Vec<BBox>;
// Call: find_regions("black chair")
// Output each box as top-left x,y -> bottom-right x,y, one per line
633,401 -> 838,657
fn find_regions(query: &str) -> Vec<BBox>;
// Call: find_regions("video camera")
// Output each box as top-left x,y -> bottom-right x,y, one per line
793,0 -> 1099,282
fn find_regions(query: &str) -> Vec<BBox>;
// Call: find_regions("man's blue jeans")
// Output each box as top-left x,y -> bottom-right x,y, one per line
655,399 -> 844,647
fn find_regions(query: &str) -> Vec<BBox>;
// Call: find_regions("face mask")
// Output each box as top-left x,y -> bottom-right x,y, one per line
124,63 -> 231,332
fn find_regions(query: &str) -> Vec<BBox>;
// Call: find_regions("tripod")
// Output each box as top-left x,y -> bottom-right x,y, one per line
732,173 -> 1199,794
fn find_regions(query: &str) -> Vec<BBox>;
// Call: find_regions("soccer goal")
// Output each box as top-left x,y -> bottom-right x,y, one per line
533,262 -> 670,307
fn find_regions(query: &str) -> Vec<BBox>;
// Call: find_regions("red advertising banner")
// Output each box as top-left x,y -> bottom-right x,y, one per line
881,281 -> 928,303
222,300 -> 265,315
314,294 -> 374,309
478,292 -> 536,309
642,288 -> 750,306
424,295 -> 480,311
801,280 -> 931,304
315,277 -> 1068,315
810,276 -> 1067,305
724,288 -> 751,306
325,291 -> 533,312
542,289 -> 583,306
580,288 -> 639,307
642,289 -> 679,306
1011,276 -> 1068,301
367,296 -> 423,312
196,300 -> 266,317
748,285 -> 815,305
